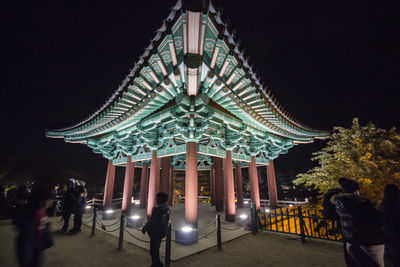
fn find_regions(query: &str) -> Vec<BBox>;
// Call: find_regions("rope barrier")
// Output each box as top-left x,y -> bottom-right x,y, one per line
220,225 -> 241,231
198,218 -> 217,231
124,228 -> 150,243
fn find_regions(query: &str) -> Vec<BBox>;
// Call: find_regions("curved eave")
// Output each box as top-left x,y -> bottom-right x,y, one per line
46,0 -> 329,143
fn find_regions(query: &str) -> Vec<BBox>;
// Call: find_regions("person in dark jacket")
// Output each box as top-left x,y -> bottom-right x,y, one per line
68,185 -> 86,235
331,178 -> 384,267
378,184 -> 400,267
57,179 -> 76,233
16,184 -> 54,267
142,192 -> 170,267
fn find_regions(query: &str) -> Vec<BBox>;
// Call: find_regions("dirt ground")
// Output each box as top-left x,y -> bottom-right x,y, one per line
0,218 -> 345,267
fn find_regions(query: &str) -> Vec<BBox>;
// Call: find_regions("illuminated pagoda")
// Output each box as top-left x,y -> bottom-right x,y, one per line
46,0 -> 329,234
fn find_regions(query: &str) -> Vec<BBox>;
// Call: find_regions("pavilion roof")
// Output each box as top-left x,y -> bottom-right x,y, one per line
46,0 -> 329,144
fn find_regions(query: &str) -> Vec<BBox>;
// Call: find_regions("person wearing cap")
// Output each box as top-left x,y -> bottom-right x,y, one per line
331,178 -> 384,267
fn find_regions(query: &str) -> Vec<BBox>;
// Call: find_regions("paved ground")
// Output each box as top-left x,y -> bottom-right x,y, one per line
0,218 -> 345,267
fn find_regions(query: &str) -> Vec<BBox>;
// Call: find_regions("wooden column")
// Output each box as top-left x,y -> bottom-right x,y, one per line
185,142 -> 198,227
214,157 -> 224,212
168,165 -> 174,206
160,157 -> 170,193
235,162 -> 244,208
224,151 -> 236,222
139,163 -> 149,209
210,165 -> 215,205
103,160 -> 116,210
248,156 -> 261,210
147,151 -> 159,216
267,160 -> 278,209
155,156 -> 161,193
122,157 -> 135,215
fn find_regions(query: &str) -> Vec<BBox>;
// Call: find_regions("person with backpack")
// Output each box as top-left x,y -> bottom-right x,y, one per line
142,192 -> 170,267
324,187 -> 355,266
331,178 -> 384,267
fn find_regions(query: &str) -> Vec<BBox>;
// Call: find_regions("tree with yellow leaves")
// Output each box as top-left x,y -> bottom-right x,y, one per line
294,118 -> 400,201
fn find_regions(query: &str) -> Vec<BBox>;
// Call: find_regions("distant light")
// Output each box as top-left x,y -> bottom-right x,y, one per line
130,215 -> 140,220
134,201 -> 140,205
243,201 -> 249,204
85,205 -> 91,209
181,226 -> 193,233
289,204 -> 293,207
105,209 -> 114,214
265,208 -> 271,213
239,214 -> 248,220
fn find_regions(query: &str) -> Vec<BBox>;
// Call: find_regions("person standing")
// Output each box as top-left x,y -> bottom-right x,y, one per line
142,192 -> 170,267
378,184 -> 400,267
68,185 -> 86,235
16,184 -> 54,267
57,179 -> 76,233
332,178 -> 384,267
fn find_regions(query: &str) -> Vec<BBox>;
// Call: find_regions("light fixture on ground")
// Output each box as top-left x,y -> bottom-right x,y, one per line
243,201 -> 249,204
175,225 -> 198,246
265,208 -> 271,213
236,213 -> 249,227
130,215 -> 140,220
126,214 -> 143,228
85,205 -> 92,209
102,209 -> 116,220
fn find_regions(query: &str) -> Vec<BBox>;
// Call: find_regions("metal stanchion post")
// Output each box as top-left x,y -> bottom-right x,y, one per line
91,206 -> 97,237
118,214 -> 125,250
165,223 -> 171,266
251,202 -> 257,235
297,206 -> 306,244
217,214 -> 222,250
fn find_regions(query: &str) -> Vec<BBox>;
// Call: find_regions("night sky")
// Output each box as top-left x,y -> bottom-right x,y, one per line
2,0 -> 399,185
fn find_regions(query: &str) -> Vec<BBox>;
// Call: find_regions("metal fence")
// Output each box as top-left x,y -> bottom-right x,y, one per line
257,205 -> 342,242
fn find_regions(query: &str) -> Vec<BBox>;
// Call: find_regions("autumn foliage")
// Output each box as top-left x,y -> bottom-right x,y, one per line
294,118 -> 400,201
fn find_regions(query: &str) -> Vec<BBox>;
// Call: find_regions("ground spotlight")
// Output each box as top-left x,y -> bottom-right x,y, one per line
181,226 -> 193,233
130,215 -> 140,220
265,208 -> 271,213
85,205 -> 92,209
105,209 -> 114,214
243,201 -> 249,204
239,214 -> 248,220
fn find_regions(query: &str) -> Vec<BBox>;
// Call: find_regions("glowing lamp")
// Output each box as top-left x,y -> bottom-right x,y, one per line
243,201 -> 249,204
289,204 -> 293,207
239,214 -> 248,220
130,215 -> 140,220
105,209 -> 114,214
181,226 -> 193,233
265,208 -> 271,213
85,205 -> 91,209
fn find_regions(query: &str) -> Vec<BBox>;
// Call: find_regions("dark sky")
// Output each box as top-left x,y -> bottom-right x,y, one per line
1,0 -> 399,184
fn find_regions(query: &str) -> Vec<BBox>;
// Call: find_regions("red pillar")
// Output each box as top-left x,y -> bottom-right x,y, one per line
168,165 -> 174,205
248,156 -> 261,210
122,157 -> 135,215
267,160 -> 278,208
147,151 -> 159,216
155,156 -> 161,193
103,160 -> 116,209
139,163 -> 149,209
235,162 -> 244,208
214,157 -> 224,212
160,157 -> 170,193
210,165 -> 215,205
185,142 -> 198,227
224,151 -> 236,222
